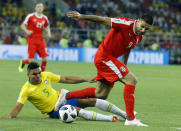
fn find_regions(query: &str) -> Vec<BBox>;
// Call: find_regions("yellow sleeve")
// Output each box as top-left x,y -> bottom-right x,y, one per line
46,72 -> 61,83
17,86 -> 29,104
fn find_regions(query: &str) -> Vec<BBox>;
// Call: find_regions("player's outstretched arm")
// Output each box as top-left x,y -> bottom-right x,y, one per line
0,102 -> 24,119
59,76 -> 96,84
67,11 -> 111,27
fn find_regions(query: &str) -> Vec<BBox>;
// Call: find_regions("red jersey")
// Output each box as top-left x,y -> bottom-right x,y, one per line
97,17 -> 142,58
23,13 -> 49,40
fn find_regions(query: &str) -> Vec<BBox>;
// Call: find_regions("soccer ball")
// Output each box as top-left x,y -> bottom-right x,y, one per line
59,105 -> 77,123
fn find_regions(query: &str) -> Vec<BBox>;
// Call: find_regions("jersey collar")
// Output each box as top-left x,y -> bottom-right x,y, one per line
28,79 -> 41,85
28,79 -> 33,85
35,12 -> 43,18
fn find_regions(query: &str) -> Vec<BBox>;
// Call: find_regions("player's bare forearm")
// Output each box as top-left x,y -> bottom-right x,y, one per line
59,76 -> 96,84
0,116 -> 11,119
67,11 -> 111,26
81,15 -> 111,26
21,24 -> 27,32
122,51 -> 130,65
6,103 -> 24,119
46,26 -> 51,38
21,24 -> 32,35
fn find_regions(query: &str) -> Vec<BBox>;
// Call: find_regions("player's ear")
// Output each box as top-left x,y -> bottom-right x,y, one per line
137,19 -> 141,23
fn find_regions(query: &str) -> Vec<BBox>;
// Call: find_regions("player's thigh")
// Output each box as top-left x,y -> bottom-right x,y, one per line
121,72 -> 138,85
28,44 -> 37,58
37,41 -> 49,58
78,98 -> 96,108
95,81 -> 112,99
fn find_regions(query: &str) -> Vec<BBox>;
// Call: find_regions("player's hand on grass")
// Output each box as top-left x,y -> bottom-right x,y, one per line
86,77 -> 96,83
67,11 -> 82,21
0,116 -> 12,119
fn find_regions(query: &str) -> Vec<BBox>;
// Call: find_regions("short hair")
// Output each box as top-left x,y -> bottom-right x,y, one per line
140,14 -> 153,25
35,2 -> 43,7
27,62 -> 40,71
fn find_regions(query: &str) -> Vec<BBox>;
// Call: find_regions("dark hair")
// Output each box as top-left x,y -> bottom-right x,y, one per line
141,14 -> 153,25
27,62 -> 40,71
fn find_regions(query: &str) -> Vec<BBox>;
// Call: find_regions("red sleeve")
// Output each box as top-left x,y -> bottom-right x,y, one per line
23,14 -> 33,25
111,17 -> 135,30
44,16 -> 49,28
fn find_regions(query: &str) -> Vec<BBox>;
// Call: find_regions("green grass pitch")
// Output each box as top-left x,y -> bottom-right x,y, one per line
0,60 -> 181,131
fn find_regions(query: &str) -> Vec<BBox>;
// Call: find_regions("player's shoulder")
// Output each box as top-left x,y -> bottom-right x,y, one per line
42,14 -> 48,20
41,72 -> 48,77
20,81 -> 30,91
42,71 -> 51,75
42,72 -> 53,78
122,17 -> 135,22
42,72 -> 59,81
113,17 -> 135,21
43,72 -> 60,78
26,13 -> 35,18
111,17 -> 135,26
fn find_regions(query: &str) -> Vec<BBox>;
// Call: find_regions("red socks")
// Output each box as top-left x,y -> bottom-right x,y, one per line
66,87 -> 96,100
22,60 -> 47,72
22,59 -> 29,64
41,61 -> 47,72
123,84 -> 136,120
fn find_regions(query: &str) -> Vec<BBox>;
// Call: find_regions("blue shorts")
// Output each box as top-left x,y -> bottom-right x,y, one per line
48,98 -> 82,119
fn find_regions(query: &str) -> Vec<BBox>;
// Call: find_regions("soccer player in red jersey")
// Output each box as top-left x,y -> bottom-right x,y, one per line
55,11 -> 153,127
18,2 -> 51,72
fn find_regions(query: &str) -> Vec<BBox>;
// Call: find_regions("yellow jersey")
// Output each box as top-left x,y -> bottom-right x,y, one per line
17,72 -> 61,114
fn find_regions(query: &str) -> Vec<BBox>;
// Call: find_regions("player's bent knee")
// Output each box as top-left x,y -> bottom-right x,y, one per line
133,77 -> 138,85
87,98 -> 96,106
127,77 -> 137,85
123,74 -> 138,86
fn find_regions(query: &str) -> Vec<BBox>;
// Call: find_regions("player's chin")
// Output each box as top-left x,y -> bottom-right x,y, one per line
36,79 -> 42,84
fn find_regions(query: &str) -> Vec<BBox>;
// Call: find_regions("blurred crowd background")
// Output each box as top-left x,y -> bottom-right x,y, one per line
0,0 -> 181,64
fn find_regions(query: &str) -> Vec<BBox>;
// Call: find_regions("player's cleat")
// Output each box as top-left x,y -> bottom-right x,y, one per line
54,89 -> 69,111
18,60 -> 25,72
124,119 -> 148,127
112,115 -> 120,122
134,111 -> 138,116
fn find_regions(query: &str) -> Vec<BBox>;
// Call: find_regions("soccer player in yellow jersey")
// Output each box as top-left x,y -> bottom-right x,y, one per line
0,62 -> 132,122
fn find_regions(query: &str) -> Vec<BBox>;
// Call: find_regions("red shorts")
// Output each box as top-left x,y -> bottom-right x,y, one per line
27,38 -> 49,59
94,53 -> 130,87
